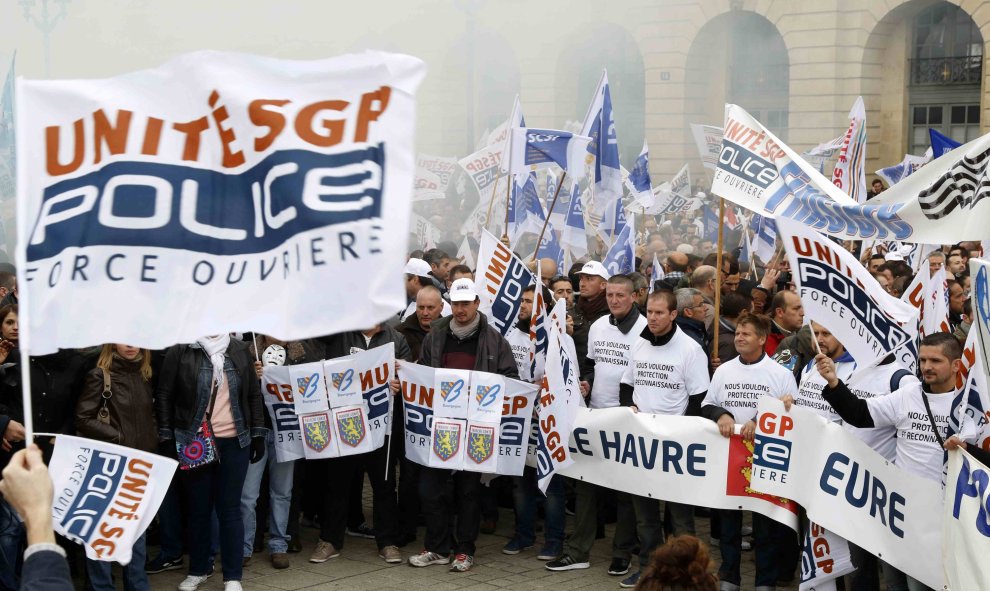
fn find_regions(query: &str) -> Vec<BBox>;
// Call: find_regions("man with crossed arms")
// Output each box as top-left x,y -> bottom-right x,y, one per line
614,289 -> 710,588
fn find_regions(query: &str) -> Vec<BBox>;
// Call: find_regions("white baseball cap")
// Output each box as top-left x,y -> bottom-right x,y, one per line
404,258 -> 432,278
575,260 -> 611,280
449,278 -> 478,302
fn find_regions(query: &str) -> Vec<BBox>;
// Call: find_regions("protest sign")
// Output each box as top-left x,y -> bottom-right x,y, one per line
49,435 -> 177,564
16,50 -> 425,354
942,448 -> 990,591
690,124 -> 722,170
261,366 -> 304,462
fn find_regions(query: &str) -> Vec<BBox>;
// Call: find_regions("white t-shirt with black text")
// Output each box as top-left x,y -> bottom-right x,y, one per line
796,353 -> 855,423
703,354 -> 798,424
621,328 -> 710,415
844,362 -> 919,462
587,314 -> 648,409
505,326 -> 532,383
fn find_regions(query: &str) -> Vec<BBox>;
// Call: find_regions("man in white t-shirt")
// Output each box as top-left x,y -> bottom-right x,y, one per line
795,323 -> 917,591
546,275 -> 645,577
787,331 -> 976,591
701,314 -> 797,591
615,289 -> 709,588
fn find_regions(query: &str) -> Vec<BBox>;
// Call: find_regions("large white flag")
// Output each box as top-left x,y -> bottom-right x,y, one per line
712,103 -> 990,243
690,124 -> 722,171
16,50 -> 425,354
49,435 -> 177,564
475,229 -> 535,336
777,217 -> 919,378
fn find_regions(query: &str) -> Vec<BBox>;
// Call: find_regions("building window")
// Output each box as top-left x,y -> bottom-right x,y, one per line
727,16 -> 789,140
909,3 -> 982,85
909,103 -> 980,154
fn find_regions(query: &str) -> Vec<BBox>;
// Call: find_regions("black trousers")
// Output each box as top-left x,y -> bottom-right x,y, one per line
318,439 -> 400,550
418,467 -> 481,556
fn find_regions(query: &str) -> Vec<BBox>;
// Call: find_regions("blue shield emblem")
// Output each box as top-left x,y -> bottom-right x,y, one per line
441,379 -> 464,403
336,408 -> 366,447
432,421 -> 462,461
467,424 -> 494,464
302,413 -> 331,452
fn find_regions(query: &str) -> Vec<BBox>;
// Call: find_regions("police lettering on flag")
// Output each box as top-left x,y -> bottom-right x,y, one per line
16,51 -> 426,354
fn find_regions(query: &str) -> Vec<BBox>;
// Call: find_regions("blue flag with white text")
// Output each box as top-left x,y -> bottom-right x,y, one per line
929,128 -> 961,159
581,70 -> 622,211
603,214 -> 634,276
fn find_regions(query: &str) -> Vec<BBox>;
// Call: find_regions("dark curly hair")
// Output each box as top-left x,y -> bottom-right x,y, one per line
634,535 -> 717,591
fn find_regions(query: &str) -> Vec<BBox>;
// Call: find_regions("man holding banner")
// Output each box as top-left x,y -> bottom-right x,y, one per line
408,279 -> 518,573
702,313 -> 798,591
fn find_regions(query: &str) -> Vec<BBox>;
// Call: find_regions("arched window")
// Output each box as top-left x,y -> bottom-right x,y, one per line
908,3 -> 983,153
728,16 -> 790,138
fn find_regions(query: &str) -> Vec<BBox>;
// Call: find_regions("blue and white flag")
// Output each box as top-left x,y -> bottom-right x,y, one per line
602,213 -> 634,276
875,153 -> 928,188
534,298 -> 579,493
535,220 -> 562,263
561,181 -> 588,258
509,128 -> 591,179
581,70 -> 622,211
624,140 -> 654,208
750,213 -> 777,263
648,253 -> 665,293
17,50 -> 426,355
930,128 -> 962,159
476,230 -> 535,336
702,203 -> 721,242
529,262 -> 548,382
738,227 -> 752,264
598,196 -> 628,243
509,173 -> 545,244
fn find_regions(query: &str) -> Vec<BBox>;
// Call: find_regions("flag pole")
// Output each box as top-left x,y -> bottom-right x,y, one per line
712,198 -> 725,360
483,175 -> 501,228
501,138 -> 514,246
532,172 -> 567,262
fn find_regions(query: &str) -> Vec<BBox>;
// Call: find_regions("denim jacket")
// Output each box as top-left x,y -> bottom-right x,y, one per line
155,340 -> 266,448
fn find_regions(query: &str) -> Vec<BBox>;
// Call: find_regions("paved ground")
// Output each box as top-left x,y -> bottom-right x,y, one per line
143,502 -> 799,591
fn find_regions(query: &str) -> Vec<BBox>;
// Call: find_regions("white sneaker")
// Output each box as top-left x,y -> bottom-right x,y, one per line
178,575 -> 209,591
224,582 -> 243,591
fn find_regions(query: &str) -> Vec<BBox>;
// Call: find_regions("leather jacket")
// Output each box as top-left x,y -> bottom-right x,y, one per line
76,356 -> 158,453
155,339 -> 265,448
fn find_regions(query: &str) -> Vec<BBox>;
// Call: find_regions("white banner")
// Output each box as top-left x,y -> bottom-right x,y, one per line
49,435 -> 177,564
751,399 -> 944,589
261,366 -> 304,462
459,143 -> 503,197
262,344 -> 395,460
399,361 -> 537,476
559,408 -> 800,530
943,448 -> 990,591
415,153 -> 456,201
16,50 -> 425,355
690,123 -> 722,170
712,103 -> 990,243
411,212 -> 442,249
777,217 -> 919,379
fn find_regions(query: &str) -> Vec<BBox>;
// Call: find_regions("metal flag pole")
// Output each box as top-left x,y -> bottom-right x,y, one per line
712,198 -> 726,360
532,172 -> 568,262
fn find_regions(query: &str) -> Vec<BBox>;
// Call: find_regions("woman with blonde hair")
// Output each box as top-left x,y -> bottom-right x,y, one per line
76,343 -> 158,591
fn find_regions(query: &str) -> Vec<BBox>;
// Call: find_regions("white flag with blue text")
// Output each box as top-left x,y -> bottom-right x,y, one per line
624,140 -> 654,208
603,214 -> 635,276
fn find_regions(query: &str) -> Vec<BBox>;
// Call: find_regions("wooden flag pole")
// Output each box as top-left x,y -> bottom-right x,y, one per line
712,197 -> 726,360
483,175 -> 501,228
532,172 -> 568,262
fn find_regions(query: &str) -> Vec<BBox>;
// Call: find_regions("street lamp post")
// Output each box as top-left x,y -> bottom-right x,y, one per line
19,0 -> 71,77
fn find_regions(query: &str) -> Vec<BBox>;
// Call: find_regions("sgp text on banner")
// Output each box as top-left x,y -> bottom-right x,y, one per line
16,50 -> 426,354
559,408 -> 799,530
777,217 -> 919,378
942,448 -> 990,591
750,399 -> 944,589
48,435 -> 178,564
711,103 -> 990,244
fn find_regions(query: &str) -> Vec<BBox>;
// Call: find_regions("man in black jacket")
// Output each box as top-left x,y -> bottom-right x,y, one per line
310,325 -> 411,566
408,278 -> 517,573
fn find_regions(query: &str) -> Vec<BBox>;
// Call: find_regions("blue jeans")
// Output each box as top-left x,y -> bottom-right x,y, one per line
86,532 -> 149,591
152,470 -> 184,562
510,468 -> 565,549
718,510 -> 777,589
241,432 -> 295,555
0,497 -> 24,591
181,437 -> 249,582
